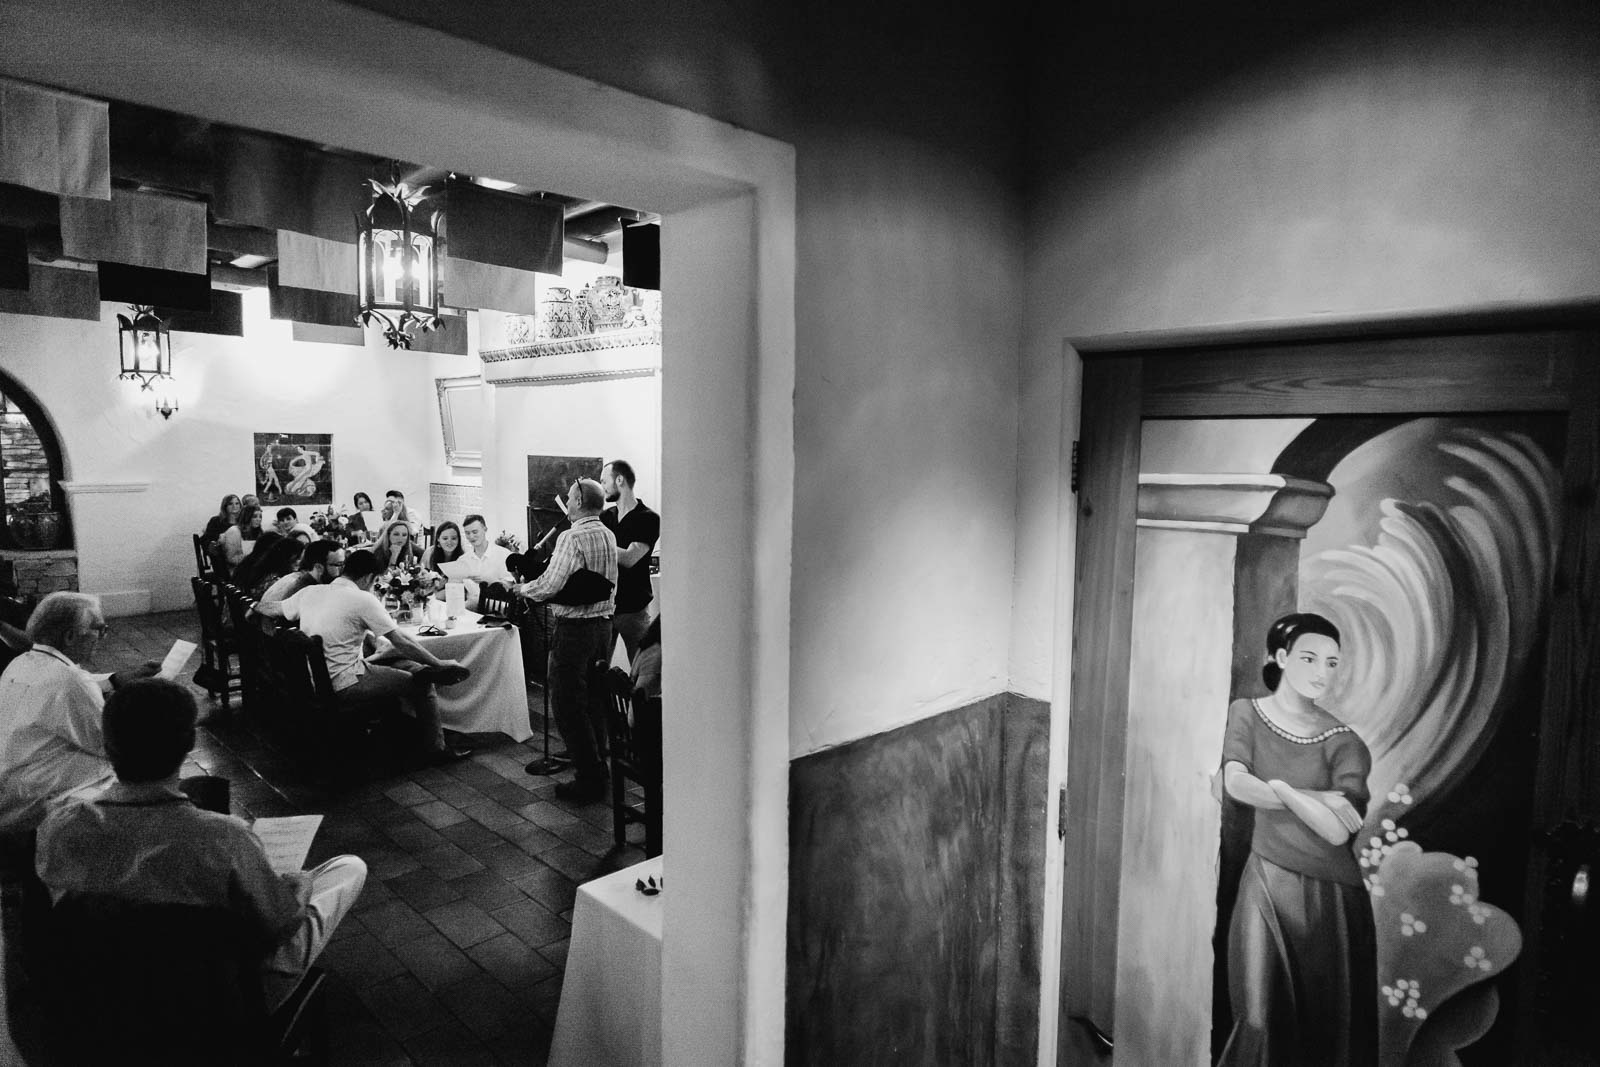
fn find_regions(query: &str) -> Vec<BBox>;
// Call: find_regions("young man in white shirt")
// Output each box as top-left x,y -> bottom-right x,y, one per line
455,514 -> 515,585
253,549 -> 471,763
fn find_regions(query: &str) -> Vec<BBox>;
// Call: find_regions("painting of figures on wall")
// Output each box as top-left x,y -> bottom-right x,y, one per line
1112,412 -> 1564,1067
253,432 -> 333,506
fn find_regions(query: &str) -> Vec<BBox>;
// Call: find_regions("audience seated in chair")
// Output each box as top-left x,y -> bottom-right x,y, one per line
258,540 -> 343,605
0,592 -> 163,834
34,678 -> 366,1028
251,548 -> 472,765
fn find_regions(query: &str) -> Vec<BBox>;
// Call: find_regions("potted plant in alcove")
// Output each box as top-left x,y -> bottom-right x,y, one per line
5,487 -> 63,550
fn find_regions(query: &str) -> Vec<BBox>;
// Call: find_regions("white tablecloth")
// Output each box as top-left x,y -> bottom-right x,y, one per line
549,855 -> 664,1067
392,609 -> 532,742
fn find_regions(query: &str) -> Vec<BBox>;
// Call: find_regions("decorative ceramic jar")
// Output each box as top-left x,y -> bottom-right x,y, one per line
584,275 -> 629,331
541,287 -> 583,339
505,315 -> 534,346
5,509 -> 62,549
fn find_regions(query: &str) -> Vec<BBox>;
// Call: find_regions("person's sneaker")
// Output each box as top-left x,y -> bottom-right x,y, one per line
416,665 -> 471,686
554,777 -> 608,803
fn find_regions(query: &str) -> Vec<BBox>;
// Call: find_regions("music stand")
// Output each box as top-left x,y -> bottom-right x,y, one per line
523,599 -> 570,775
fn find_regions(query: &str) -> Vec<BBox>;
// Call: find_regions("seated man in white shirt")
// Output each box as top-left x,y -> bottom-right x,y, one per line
35,678 -> 366,1012
0,592 -> 159,835
252,548 -> 472,764
451,514 -> 515,585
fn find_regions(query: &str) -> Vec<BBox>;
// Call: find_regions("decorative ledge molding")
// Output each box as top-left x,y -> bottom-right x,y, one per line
1136,473 -> 1334,538
58,480 -> 150,495
480,326 -> 661,363
493,367 -> 660,388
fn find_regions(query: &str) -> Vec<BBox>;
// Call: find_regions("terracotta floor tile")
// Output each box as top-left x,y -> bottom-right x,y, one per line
423,897 -> 507,949
393,928 -> 485,992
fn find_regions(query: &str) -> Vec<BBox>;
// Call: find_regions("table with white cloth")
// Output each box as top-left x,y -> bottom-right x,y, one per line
384,609 -> 532,742
549,854 -> 664,1067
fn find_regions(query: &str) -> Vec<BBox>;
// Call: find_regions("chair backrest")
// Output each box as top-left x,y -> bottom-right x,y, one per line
193,532 -> 215,578
44,894 -> 274,1064
222,584 -> 269,699
604,665 -> 639,765
260,627 -> 337,709
478,582 -> 514,619
191,575 -> 223,643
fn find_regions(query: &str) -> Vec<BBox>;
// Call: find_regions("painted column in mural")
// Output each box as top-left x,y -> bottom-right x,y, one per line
1112,474 -> 1333,1066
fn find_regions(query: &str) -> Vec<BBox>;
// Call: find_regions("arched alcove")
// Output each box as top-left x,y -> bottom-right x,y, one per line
0,369 -> 72,551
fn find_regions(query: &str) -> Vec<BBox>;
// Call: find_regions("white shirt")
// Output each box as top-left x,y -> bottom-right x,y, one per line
279,578 -> 395,691
0,645 -> 115,833
443,541 -> 514,585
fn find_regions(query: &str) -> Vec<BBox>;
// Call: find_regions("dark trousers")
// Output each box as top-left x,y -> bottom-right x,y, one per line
548,616 -> 613,783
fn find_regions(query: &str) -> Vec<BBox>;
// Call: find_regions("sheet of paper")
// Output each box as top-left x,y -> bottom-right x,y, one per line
438,559 -> 472,580
553,493 -> 568,515
251,814 -> 323,875
157,639 -> 198,680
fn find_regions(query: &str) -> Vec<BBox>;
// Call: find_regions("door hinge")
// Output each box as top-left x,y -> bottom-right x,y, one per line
1070,440 -> 1081,494
1058,786 -> 1068,839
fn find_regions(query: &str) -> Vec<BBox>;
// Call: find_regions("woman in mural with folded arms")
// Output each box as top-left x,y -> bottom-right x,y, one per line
1216,612 -> 1375,1067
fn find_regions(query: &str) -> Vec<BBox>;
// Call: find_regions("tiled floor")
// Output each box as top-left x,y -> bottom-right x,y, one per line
101,609 -> 648,1066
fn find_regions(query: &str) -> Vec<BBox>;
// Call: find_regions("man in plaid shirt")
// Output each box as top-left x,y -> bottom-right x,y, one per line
517,478 -> 619,801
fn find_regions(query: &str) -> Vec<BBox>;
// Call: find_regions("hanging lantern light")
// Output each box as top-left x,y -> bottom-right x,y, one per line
115,305 -> 173,390
356,166 -> 441,349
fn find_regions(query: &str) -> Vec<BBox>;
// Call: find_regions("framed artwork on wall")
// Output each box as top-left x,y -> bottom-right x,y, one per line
253,431 -> 333,506
436,376 -> 485,468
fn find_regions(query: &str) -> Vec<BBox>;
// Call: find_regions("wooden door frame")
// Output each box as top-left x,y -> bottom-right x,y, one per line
1058,320 -> 1598,1065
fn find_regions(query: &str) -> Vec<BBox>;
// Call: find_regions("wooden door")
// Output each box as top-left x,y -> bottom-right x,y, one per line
1058,329 -> 1599,1066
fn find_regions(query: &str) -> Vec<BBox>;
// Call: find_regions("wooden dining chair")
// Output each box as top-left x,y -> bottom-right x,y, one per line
190,576 -> 242,709
192,533 -> 216,580
604,666 -> 662,857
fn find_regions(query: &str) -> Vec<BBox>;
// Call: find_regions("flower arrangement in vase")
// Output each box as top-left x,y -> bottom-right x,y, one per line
381,564 -> 441,624
308,504 -> 360,544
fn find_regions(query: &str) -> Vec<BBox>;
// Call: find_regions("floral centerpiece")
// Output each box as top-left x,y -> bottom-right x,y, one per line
307,504 -> 360,544
379,563 -> 440,623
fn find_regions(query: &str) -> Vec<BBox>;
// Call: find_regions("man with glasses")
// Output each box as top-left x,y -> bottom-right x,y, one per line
259,541 -> 344,604
0,592 -> 158,833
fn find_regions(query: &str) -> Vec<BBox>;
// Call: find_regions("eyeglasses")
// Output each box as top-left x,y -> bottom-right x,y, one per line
89,622 -> 110,638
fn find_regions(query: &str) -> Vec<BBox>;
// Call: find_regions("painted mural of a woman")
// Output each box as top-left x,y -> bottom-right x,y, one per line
1216,612 -> 1376,1067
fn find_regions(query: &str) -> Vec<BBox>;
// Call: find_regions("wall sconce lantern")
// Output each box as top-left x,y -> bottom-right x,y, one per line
153,388 -> 179,420
115,305 -> 173,390
356,168 -> 441,349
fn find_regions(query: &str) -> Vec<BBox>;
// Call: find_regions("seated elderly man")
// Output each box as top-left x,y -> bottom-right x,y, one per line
35,678 -> 366,1011
253,548 -> 472,763
0,592 -> 160,835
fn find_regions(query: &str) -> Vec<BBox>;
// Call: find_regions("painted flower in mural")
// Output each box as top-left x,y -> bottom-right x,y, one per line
1370,842 -> 1522,1065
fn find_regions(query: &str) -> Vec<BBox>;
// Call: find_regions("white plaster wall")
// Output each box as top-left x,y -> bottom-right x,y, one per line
0,289 -> 438,613
483,374 -> 663,548
788,130 -> 1023,757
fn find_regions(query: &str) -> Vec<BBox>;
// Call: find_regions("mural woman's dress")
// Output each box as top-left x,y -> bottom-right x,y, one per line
1218,698 -> 1376,1066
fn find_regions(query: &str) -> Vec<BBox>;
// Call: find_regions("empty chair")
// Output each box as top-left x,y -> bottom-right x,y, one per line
604,666 -> 662,857
191,576 -> 242,708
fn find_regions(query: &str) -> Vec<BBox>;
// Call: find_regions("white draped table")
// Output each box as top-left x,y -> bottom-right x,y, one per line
549,855 -> 665,1067
388,609 -> 532,742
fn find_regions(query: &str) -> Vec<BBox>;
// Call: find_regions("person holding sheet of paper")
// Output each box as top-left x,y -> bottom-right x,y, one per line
0,593 -> 161,835
35,679 -> 366,1011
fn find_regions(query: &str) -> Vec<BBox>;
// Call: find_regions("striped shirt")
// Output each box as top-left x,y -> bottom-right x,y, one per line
522,515 -> 618,619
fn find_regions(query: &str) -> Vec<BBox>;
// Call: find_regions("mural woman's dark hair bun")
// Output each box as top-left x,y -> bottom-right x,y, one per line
1262,612 -> 1341,690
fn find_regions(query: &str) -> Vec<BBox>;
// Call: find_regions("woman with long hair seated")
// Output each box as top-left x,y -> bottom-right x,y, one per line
420,521 -> 464,575
231,533 -> 303,600
217,504 -> 263,572
201,494 -> 241,545
349,491 -> 378,539
373,519 -> 422,571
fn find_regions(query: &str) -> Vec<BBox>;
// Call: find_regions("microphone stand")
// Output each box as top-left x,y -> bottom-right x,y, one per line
519,535 -> 570,776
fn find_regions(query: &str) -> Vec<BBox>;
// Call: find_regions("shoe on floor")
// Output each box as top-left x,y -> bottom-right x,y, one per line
416,664 -> 471,686
554,777 -> 608,804
426,744 -> 474,765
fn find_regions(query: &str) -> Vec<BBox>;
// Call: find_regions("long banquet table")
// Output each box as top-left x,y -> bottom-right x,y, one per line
549,854 -> 665,1067
378,608 -> 532,742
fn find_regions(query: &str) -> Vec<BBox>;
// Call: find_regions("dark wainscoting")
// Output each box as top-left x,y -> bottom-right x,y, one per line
787,692 -> 1050,1066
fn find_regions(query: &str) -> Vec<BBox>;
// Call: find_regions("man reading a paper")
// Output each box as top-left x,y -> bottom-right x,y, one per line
34,679 -> 367,1011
